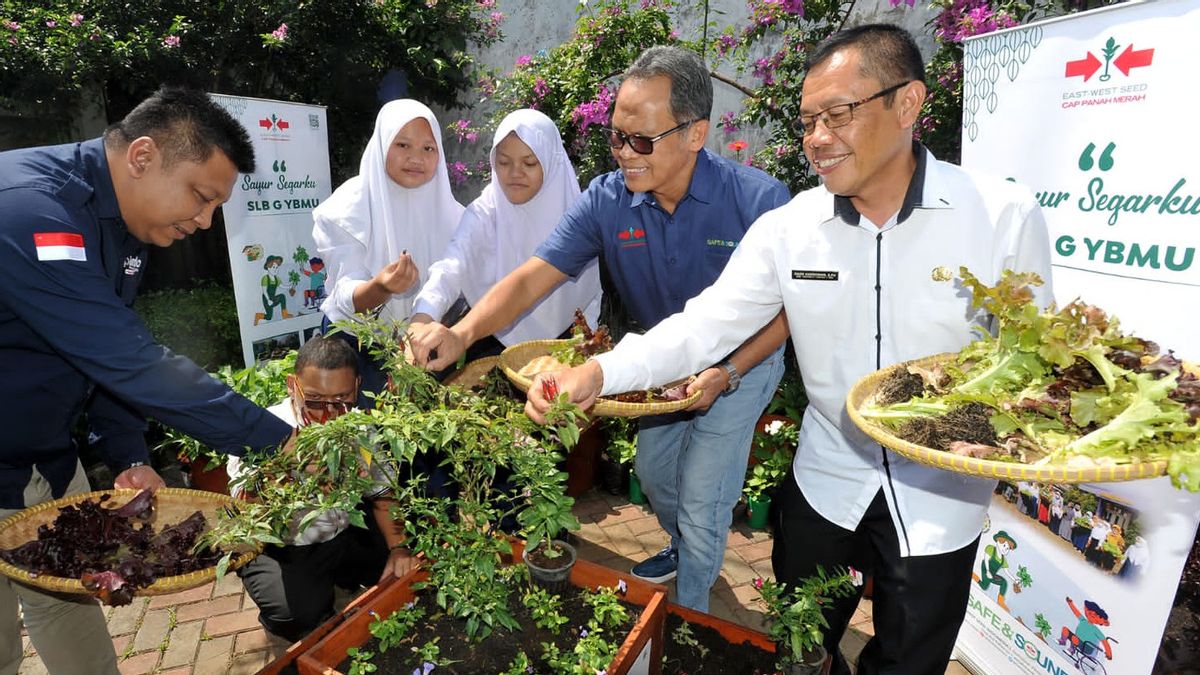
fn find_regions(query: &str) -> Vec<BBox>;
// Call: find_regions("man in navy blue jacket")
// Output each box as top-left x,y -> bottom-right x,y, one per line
0,87 -> 293,675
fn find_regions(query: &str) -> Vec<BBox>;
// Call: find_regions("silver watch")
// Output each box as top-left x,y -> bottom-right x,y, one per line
719,361 -> 741,392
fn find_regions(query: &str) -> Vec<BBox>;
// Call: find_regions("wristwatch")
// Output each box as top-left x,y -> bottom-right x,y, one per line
719,360 -> 741,393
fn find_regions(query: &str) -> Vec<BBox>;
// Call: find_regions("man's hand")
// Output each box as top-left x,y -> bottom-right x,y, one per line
408,322 -> 466,371
380,547 -> 418,582
114,464 -> 165,491
684,366 -> 727,412
525,361 -> 605,423
372,253 -> 418,296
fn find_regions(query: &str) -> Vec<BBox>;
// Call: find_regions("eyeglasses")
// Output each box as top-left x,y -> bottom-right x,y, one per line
293,380 -> 354,418
599,119 -> 701,155
793,81 -> 913,137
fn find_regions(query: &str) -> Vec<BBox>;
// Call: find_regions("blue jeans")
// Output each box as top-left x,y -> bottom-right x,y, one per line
635,347 -> 785,611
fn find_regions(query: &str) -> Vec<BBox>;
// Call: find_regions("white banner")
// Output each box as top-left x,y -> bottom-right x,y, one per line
210,94 -> 331,365
956,2 -> 1200,673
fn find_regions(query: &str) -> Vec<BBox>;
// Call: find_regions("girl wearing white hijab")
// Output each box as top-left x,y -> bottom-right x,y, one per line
313,100 -> 464,326
411,109 -> 601,355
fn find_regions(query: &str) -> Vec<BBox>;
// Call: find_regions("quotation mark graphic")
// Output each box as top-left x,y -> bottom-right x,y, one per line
272,159 -> 288,173
1078,142 -> 1116,171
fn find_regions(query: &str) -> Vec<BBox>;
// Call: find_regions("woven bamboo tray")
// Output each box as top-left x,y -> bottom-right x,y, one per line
0,488 -> 258,596
500,339 -> 702,418
846,353 -> 1170,483
443,355 -> 502,389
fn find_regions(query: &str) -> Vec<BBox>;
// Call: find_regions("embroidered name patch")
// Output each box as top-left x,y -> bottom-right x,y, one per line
34,232 -> 86,262
792,270 -> 838,281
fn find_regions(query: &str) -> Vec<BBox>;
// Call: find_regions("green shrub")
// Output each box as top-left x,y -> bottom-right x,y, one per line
134,282 -> 241,370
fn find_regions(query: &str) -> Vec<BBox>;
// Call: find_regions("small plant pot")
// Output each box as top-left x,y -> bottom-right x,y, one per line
784,644 -> 831,675
746,496 -> 771,529
597,453 -> 626,495
522,539 -> 578,593
180,456 -> 230,495
629,473 -> 647,505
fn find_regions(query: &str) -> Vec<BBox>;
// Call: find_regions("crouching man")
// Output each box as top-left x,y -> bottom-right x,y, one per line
231,335 -> 415,642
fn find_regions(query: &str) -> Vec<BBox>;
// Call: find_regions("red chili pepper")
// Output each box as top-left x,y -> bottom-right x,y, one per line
541,378 -> 559,399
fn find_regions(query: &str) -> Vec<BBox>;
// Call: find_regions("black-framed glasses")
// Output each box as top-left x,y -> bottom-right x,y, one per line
793,81 -> 913,137
599,119 -> 701,155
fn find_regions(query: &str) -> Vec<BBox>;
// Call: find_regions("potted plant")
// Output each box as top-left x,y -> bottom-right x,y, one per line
743,418 -> 798,529
754,568 -> 858,675
601,417 -> 644,504
294,548 -> 667,675
157,352 -> 295,494
765,359 -> 808,424
206,317 -> 668,673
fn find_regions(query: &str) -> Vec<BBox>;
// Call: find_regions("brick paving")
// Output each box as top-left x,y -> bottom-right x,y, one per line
16,488 -> 968,674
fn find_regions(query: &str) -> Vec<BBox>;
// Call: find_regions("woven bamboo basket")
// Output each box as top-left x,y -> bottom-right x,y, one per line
0,488 -> 258,596
443,355 -> 502,390
846,353 -> 1171,484
500,339 -> 702,418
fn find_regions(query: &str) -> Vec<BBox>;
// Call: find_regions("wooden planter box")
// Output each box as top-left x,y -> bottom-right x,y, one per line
667,602 -> 774,651
666,603 -> 832,675
292,541 -> 667,675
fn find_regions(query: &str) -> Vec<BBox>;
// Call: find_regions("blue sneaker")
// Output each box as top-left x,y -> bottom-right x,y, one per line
631,546 -> 678,583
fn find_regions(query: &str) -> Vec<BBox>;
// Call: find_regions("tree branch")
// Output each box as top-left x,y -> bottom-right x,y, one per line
709,70 -> 757,98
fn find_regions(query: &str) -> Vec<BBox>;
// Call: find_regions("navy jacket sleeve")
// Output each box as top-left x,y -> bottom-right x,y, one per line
86,388 -> 151,472
0,188 -> 291,455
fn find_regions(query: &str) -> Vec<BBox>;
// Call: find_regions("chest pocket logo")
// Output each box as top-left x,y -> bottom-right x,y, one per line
618,226 -> 646,249
123,255 -> 143,276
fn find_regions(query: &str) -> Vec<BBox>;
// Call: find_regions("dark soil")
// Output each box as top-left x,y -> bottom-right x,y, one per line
526,541 -> 573,570
1154,526 -> 1200,674
339,584 -> 637,674
874,369 -> 927,406
896,402 -> 997,451
661,612 -> 779,675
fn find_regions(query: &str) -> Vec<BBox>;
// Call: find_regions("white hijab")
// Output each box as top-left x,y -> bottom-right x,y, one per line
464,109 -> 600,343
313,99 -> 464,322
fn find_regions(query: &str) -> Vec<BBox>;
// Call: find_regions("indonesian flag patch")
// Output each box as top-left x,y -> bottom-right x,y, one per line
34,232 -> 86,262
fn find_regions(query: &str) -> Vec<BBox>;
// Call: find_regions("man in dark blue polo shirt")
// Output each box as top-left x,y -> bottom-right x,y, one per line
0,87 -> 293,675
410,46 -> 791,612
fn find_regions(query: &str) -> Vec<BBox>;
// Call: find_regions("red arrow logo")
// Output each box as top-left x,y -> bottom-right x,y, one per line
1065,52 -> 1102,81
1113,45 -> 1153,76
277,119 -> 290,130
258,118 -> 273,129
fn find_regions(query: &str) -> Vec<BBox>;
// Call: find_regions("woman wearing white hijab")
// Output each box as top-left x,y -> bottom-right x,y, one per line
313,100 -> 464,326
411,109 -> 601,357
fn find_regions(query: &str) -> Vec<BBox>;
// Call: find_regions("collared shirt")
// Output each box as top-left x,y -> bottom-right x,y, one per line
595,145 -> 1053,556
535,149 -> 790,329
0,139 -> 291,508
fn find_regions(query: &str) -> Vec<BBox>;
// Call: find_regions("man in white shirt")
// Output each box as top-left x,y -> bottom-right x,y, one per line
231,336 -> 415,641
525,24 -> 1053,674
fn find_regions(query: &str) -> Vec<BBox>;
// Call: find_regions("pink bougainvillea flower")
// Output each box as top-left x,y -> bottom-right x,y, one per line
70,14 -> 84,27
162,35 -> 181,47
515,54 -> 532,67
753,577 -> 764,590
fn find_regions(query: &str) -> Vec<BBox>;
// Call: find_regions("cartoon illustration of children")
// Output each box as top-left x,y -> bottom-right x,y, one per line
973,530 -> 1021,610
301,257 -> 326,310
255,255 -> 292,325
1059,597 -> 1114,661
